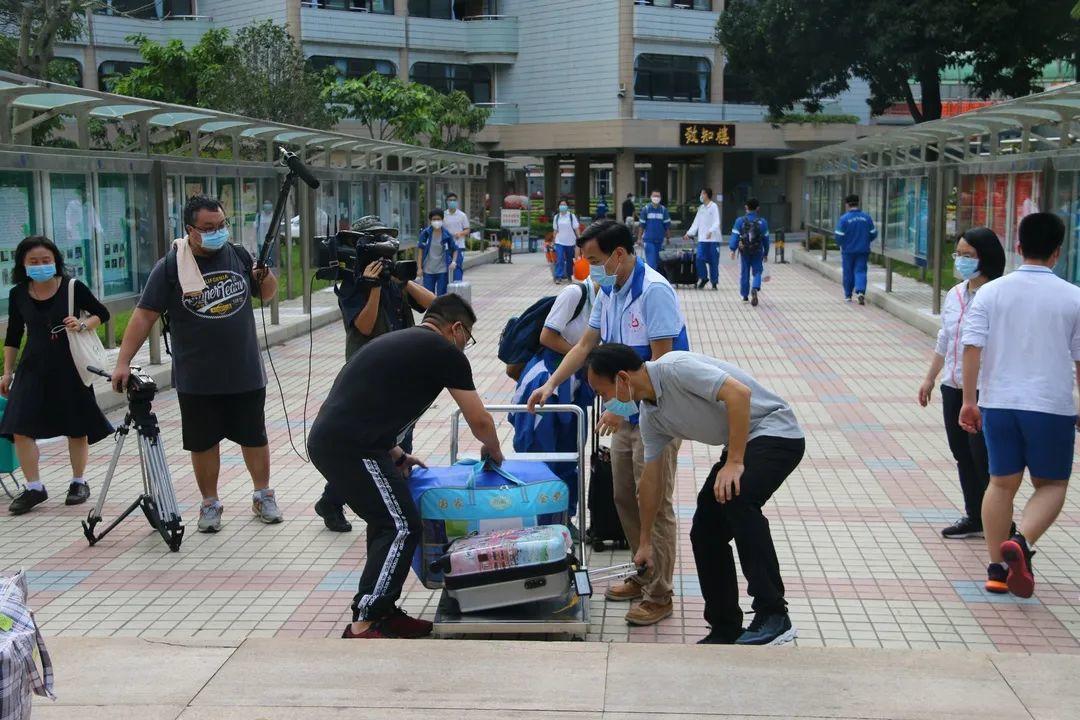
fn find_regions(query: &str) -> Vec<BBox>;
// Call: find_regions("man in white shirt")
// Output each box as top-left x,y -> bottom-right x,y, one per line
441,193 -> 469,283
684,187 -> 722,290
552,201 -> 579,283
960,213 -> 1080,600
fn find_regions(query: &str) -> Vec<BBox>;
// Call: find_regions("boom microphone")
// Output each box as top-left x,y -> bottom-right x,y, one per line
280,148 -> 320,190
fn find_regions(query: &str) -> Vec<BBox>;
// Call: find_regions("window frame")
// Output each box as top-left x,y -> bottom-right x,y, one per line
633,54 -> 711,103
410,62 -> 491,103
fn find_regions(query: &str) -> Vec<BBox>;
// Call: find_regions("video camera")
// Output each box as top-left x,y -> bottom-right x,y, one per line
314,230 -> 416,285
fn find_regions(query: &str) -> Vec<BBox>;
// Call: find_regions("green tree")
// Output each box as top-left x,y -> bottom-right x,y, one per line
110,29 -> 235,106
0,0 -> 99,80
322,71 -> 436,143
428,89 -> 491,154
717,0 -> 1080,123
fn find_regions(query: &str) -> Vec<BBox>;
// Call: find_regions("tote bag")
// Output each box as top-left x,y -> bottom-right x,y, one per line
66,281 -> 107,387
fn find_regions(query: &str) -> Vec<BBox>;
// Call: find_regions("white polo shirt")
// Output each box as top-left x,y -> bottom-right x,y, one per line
543,282 -> 595,347
687,201 -> 721,243
553,212 -> 579,247
442,208 -> 470,240
961,265 -> 1080,416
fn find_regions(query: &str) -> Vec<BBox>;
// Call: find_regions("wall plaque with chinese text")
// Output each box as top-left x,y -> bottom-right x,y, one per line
679,123 -> 736,147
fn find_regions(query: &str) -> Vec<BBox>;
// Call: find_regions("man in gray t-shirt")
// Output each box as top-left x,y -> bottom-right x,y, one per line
112,194 -> 281,534
585,345 -> 805,647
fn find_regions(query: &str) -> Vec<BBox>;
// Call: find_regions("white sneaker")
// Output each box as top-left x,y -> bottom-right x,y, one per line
198,502 -> 223,533
252,490 -> 283,524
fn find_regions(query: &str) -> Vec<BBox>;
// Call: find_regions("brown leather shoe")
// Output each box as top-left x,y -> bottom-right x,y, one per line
625,600 -> 673,626
604,579 -> 643,602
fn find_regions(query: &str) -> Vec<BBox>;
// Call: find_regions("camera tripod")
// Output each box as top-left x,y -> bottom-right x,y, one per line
82,367 -> 184,552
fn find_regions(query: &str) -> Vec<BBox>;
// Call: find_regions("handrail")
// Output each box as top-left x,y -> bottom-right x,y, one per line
461,15 -> 513,20
473,101 -> 518,108
805,224 -> 837,261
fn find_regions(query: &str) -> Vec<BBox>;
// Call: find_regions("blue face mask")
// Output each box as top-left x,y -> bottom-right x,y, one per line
589,253 -> 619,288
26,264 -> 55,282
559,205 -> 568,214
447,200 -> 457,210
604,375 -> 638,419
198,227 -> 230,251
954,256 -> 979,280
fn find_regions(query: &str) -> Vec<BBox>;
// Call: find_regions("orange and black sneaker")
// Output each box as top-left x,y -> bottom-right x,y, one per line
985,563 -> 1008,594
1001,533 -> 1036,599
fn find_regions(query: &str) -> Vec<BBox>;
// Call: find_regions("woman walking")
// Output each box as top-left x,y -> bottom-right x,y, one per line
917,228 -> 1006,538
1,236 -> 113,514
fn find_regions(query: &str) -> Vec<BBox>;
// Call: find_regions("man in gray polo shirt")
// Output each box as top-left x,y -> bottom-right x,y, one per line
585,344 -> 805,646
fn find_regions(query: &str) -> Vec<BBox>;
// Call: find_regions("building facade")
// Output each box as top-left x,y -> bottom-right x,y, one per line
58,0 -> 884,231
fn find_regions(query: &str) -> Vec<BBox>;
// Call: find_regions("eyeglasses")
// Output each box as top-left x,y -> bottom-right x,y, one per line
191,219 -> 231,233
460,325 -> 476,349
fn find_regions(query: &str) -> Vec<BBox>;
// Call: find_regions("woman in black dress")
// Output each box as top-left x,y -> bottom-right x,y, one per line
0,236 -> 113,515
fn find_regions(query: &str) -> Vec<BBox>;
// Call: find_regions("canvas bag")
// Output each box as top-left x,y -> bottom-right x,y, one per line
65,281 -> 107,387
0,571 -> 55,720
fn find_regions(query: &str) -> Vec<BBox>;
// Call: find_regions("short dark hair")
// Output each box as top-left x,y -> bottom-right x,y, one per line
745,197 -> 760,211
651,189 -> 662,195
845,194 -> 860,206
424,293 -> 477,330
183,194 -> 224,228
1018,212 -> 1065,261
446,192 -> 458,200
586,344 -> 644,380
626,192 -> 633,198
428,208 -> 444,220
577,219 -> 635,254
959,227 -> 1006,281
13,236 -> 64,284
701,187 -> 713,200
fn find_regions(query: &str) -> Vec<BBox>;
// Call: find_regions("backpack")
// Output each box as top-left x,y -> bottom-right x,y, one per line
737,216 -> 765,256
161,242 -> 250,355
500,283 -> 588,380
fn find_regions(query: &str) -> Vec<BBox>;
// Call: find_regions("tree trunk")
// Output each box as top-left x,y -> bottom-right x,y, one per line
901,79 -> 923,124
917,65 -> 943,122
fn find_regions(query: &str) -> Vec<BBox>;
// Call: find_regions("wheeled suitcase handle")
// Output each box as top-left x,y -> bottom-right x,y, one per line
572,562 -> 644,598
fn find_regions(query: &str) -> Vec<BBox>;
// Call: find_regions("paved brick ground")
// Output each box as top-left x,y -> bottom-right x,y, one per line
4,251 -> 1078,653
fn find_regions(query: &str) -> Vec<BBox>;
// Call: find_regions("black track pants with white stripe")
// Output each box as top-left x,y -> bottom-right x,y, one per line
311,450 -> 422,622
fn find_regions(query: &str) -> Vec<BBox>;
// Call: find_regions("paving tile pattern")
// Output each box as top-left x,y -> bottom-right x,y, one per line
2,251 -> 1078,653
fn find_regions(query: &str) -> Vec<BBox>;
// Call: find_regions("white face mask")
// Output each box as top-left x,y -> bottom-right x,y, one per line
432,220 -> 443,230
651,196 -> 661,205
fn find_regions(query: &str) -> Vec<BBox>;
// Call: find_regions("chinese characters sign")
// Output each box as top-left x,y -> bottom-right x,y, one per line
679,123 -> 736,147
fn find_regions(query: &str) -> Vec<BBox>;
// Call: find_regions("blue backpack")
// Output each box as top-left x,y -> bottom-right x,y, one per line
498,283 -> 587,379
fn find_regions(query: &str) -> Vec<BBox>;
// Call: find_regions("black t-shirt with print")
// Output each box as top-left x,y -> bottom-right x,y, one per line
138,243 -> 265,395
308,325 -> 475,457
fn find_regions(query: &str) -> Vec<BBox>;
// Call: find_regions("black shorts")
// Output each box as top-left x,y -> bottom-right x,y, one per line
177,388 -> 268,452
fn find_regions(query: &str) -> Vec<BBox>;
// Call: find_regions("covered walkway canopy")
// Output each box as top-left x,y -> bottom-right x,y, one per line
791,82 -> 1080,313
0,71 -> 492,347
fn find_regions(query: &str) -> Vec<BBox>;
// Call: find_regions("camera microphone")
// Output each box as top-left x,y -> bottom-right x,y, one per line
280,148 -> 321,190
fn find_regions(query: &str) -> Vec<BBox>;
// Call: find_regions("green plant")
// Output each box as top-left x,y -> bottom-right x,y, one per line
766,113 -> 860,125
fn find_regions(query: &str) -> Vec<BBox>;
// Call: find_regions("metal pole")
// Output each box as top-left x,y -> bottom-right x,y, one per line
300,185 -> 314,315
148,160 -> 168,365
885,257 -> 893,293
931,163 -> 945,315
284,194 -> 294,300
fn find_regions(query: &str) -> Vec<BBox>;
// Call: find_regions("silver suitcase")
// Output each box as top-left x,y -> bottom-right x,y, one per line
446,280 -> 471,304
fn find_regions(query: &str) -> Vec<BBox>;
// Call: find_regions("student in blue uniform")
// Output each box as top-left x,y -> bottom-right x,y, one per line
729,198 -> 770,307
638,190 -> 671,271
595,196 -> 609,220
835,194 -> 878,305
417,208 -> 463,297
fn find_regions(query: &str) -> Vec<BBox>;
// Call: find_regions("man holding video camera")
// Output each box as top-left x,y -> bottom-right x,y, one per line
308,293 -> 504,639
112,194 -> 280,534
313,216 -> 435,532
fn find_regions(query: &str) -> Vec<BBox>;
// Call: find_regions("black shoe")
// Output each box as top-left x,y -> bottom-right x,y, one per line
697,279 -> 708,289
750,289 -> 759,307
735,612 -> 797,646
315,496 -> 352,532
9,488 -> 47,515
941,516 -> 982,539
711,283 -> 718,291
742,296 -> 749,303
65,482 -> 90,506
697,629 -> 742,645
857,293 -> 865,305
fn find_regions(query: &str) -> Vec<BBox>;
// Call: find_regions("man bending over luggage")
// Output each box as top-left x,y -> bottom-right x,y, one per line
586,344 -> 805,645
308,294 -> 505,639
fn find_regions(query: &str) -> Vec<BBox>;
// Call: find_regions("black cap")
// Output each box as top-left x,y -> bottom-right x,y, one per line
351,214 -> 399,238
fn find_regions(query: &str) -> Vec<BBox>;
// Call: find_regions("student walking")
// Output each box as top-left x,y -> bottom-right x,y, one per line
959,213 -> 1080,598
918,228 -> 1005,539
552,202 -> 580,283
638,190 -> 671,271
835,194 -> 878,304
729,198 -> 769,306
684,188 -> 721,289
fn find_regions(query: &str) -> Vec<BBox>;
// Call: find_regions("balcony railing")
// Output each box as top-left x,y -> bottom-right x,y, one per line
475,102 -> 517,125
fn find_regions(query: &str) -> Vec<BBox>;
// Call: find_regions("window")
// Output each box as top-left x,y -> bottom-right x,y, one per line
410,63 -> 491,103
96,0 -> 194,18
302,0 -> 394,12
634,54 -> 710,103
722,62 -> 755,104
98,61 -> 146,92
309,56 -> 396,80
635,1 -> 712,9
409,0 -> 497,19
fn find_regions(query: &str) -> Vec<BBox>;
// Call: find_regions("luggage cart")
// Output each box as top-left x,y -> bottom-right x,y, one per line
435,403 -> 617,639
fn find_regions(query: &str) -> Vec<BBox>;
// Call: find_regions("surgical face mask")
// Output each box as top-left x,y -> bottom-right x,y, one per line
604,374 -> 638,419
700,194 -> 708,204
559,204 -> 568,214
651,196 -> 661,205
198,227 -> 230,251
262,203 -> 273,213
26,263 -> 56,282
447,200 -> 458,210
954,255 -> 980,280
432,220 -> 444,230
589,251 -> 620,289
